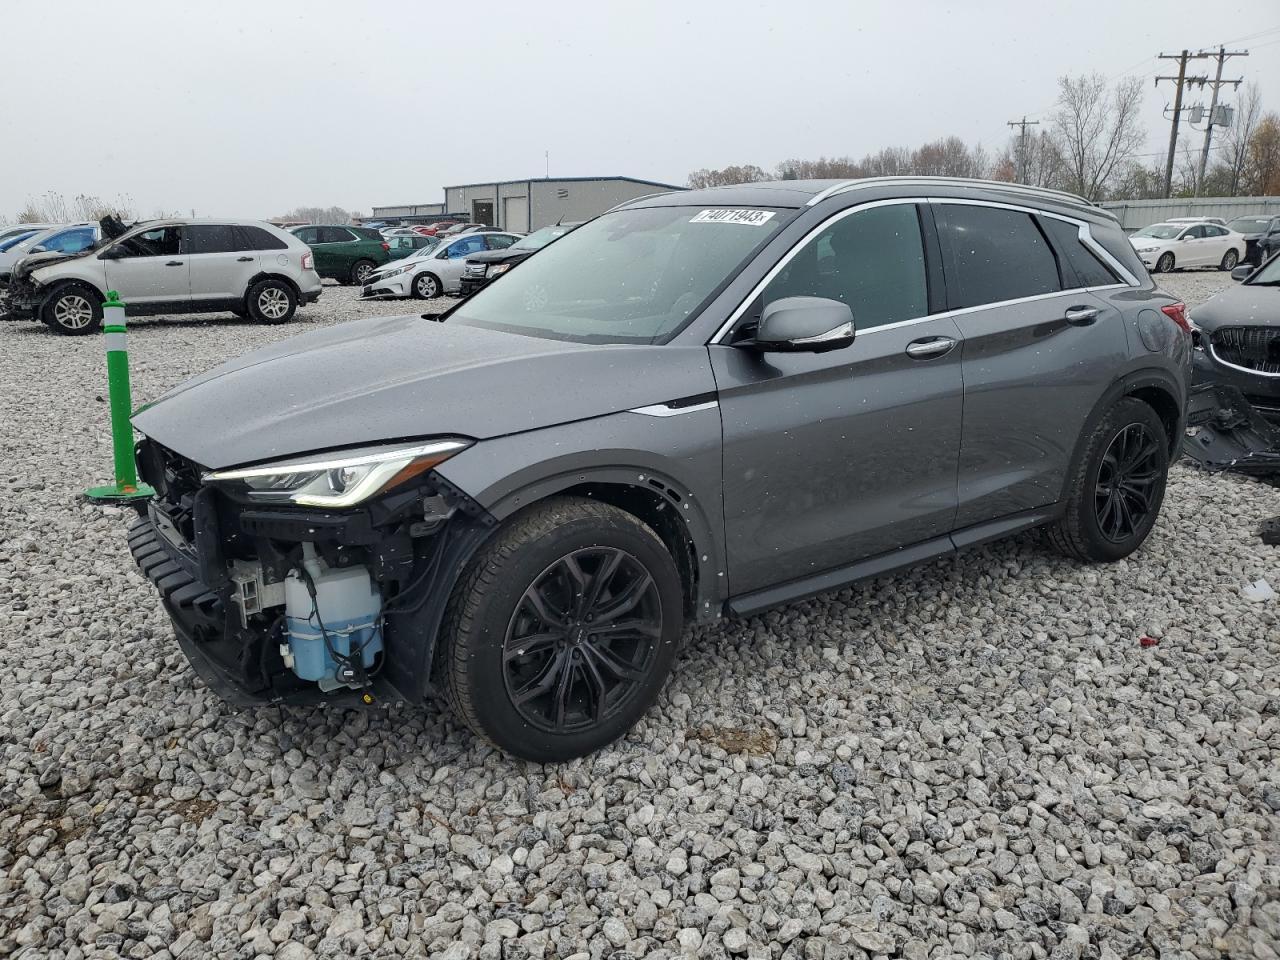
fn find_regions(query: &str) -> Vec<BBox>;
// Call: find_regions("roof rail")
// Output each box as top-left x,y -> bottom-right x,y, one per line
807,177 -> 1093,209
603,190 -> 676,215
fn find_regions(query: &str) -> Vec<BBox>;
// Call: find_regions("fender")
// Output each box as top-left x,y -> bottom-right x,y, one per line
1059,364 -> 1186,503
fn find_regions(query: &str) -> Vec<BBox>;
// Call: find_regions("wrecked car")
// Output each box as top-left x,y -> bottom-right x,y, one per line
1187,253 -> 1280,422
125,178 -> 1189,761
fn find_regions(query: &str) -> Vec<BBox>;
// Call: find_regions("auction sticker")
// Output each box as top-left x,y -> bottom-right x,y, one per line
690,209 -> 776,226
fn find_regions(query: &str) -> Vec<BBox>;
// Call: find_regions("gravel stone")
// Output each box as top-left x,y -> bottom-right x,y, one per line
1,274 -> 1277,959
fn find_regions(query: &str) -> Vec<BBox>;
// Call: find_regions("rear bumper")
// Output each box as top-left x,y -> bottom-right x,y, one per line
301,288 -> 322,305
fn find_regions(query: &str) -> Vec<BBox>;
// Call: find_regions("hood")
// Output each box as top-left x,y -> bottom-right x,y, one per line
1189,281 -> 1280,332
132,313 -> 716,469
466,249 -> 530,265
18,248 -> 92,281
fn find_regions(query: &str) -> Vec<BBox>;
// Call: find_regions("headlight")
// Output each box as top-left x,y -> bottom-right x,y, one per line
487,263 -> 513,278
204,439 -> 471,508
383,264 -> 412,278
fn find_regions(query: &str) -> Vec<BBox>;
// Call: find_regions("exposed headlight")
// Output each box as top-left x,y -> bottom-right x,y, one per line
204,439 -> 471,508
382,264 -> 413,278
487,263 -> 513,278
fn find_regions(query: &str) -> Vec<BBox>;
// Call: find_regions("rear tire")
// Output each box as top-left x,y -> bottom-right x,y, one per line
245,278 -> 296,324
1219,249 -> 1239,271
350,260 -> 376,285
41,283 -> 103,335
1048,398 -> 1169,563
441,497 -> 683,762
1155,252 -> 1175,274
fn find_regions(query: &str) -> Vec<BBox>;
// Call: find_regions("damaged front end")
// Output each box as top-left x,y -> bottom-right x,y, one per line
128,437 -> 496,707
1181,383 -> 1280,476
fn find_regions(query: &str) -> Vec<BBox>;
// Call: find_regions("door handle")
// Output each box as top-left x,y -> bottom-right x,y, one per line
1064,305 -> 1100,326
905,336 -> 957,360
164,260 -> 183,266
236,256 -> 253,262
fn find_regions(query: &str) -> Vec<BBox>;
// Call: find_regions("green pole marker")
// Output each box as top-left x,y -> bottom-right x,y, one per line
84,291 -> 155,503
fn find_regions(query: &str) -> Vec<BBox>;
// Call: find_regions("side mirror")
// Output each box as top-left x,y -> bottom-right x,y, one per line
29,245 -> 48,254
1231,265 -> 1252,282
752,297 -> 855,353
1179,235 -> 1191,241
99,245 -> 124,259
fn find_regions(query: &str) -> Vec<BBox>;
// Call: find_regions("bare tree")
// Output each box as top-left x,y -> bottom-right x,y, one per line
14,191 -> 136,223
996,130 -> 1064,187
775,157 -> 863,180
1050,74 -> 1146,200
273,205 -> 357,224
1221,82 -> 1263,196
686,165 -> 770,189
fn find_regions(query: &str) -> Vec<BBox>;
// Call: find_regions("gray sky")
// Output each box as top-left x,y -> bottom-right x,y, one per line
3,0 -> 1276,219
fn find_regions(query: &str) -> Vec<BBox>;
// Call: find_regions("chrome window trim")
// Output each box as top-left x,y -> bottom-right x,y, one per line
1208,342 -> 1280,379
629,400 -> 720,417
709,195 -> 1137,346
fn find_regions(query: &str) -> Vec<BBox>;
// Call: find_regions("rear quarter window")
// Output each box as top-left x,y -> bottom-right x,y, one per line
236,225 -> 289,251
1039,216 -> 1119,288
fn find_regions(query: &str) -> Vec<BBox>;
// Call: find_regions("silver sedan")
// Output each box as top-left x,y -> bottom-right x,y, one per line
362,232 -> 522,299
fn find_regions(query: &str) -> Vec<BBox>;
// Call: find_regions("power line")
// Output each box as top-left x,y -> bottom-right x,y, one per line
1155,50 -> 1210,198
1006,116 -> 1040,182
1189,47 -> 1248,195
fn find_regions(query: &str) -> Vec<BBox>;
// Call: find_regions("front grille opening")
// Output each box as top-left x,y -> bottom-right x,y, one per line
1212,326 -> 1280,375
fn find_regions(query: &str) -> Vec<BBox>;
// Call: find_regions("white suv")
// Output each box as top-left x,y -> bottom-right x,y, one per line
3,219 -> 322,335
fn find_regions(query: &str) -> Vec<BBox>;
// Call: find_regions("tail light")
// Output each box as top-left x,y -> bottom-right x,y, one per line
301,252 -> 313,271
381,242 -> 390,252
1160,302 -> 1190,333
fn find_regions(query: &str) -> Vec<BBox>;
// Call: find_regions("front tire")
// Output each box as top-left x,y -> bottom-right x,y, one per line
1219,249 -> 1239,271
245,278 -> 297,324
1048,398 -> 1169,563
412,273 -> 441,299
41,284 -> 103,335
441,497 -> 684,762
1155,252 -> 1175,274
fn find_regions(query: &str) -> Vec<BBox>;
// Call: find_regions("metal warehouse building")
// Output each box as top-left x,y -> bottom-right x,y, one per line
371,176 -> 683,232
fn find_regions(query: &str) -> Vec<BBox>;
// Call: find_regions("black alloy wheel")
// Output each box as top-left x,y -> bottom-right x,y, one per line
502,547 -> 662,734
1093,422 -> 1162,543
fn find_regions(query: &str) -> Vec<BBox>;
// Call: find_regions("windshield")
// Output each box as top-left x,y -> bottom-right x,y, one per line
0,231 -> 37,252
451,205 -> 785,344
1133,224 -> 1182,240
1228,217 -> 1270,232
1248,256 -> 1280,285
512,226 -> 573,251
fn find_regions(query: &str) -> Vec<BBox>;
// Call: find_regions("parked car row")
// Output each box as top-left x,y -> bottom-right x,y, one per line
360,231 -> 523,299
1,217 -> 320,334
1225,215 -> 1280,266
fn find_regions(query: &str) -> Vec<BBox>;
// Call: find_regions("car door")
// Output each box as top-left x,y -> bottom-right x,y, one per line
103,226 -> 190,304
437,234 -> 488,291
713,200 -> 964,596
1204,224 -> 1232,265
934,201 -> 1132,528
184,224 -> 256,301
1181,224 -> 1210,266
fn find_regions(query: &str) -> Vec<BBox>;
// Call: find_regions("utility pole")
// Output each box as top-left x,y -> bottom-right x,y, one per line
1194,46 -> 1247,195
1007,116 -> 1039,183
1156,50 -> 1209,199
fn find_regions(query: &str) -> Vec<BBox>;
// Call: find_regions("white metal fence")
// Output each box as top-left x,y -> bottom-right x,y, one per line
1100,196 -> 1280,232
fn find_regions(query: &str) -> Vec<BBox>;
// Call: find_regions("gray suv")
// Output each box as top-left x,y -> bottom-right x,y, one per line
125,178 -> 1191,761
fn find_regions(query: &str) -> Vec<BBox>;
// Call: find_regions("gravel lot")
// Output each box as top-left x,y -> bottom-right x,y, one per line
1,272 -> 1277,960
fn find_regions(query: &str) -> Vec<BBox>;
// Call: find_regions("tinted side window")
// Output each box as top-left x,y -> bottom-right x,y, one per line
237,225 -> 288,250
1206,225 -> 1228,238
352,227 -> 383,242
183,224 -> 238,254
293,227 -> 318,244
759,203 -> 929,330
939,205 -> 1060,309
1039,217 -> 1118,288
318,226 -> 354,243
486,234 -> 517,250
